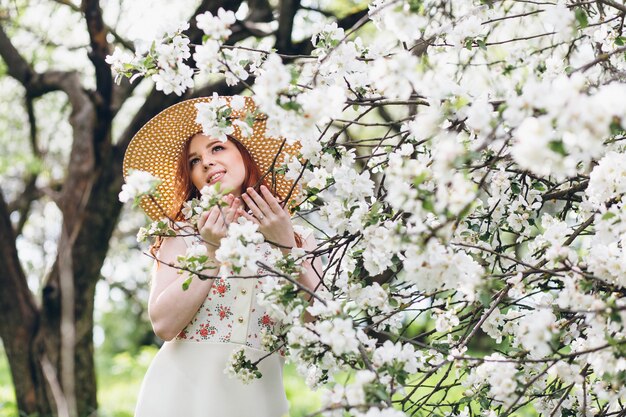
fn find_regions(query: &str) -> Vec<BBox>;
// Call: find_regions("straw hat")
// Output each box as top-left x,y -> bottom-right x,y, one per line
123,96 -> 302,220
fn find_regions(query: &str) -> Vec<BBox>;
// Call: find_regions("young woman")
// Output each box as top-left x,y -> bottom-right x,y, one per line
123,96 -> 321,417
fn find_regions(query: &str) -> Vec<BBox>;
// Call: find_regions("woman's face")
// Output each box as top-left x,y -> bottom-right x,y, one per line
187,134 -> 246,197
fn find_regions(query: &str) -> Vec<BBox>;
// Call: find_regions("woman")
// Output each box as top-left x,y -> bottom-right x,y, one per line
122,96 -> 321,417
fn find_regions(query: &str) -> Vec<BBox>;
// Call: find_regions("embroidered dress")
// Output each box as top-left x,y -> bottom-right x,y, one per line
134,223 -> 313,417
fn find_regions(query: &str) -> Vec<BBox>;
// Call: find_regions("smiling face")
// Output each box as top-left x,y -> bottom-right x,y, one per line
187,134 -> 246,197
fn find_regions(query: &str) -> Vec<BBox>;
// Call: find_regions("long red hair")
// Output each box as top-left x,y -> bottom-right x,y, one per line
150,134 -> 301,256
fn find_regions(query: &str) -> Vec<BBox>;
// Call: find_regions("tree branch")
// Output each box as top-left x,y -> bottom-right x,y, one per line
0,25 -> 74,97
81,0 -> 113,107
275,0 -> 301,54
51,0 -> 134,51
598,0 -> 626,13
0,24 -> 37,90
0,188 -> 44,415
246,0 -> 273,23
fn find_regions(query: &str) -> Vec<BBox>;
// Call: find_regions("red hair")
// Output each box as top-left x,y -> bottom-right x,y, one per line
150,134 -> 302,257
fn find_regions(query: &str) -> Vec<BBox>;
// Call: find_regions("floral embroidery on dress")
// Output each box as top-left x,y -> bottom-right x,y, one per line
216,304 -> 233,321
172,222 -> 315,353
258,313 -> 274,331
196,323 -> 217,340
211,278 -> 231,297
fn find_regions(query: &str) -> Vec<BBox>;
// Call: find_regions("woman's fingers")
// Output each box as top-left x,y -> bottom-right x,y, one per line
224,197 -> 241,224
197,209 -> 210,230
241,188 -> 267,221
206,205 -> 221,225
237,208 -> 259,225
260,185 -> 284,215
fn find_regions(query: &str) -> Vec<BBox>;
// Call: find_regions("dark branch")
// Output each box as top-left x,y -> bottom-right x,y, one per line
51,0 -> 134,51
598,0 -> 626,13
81,0 -> 113,107
275,0 -> 301,54
0,25 -> 77,98
246,0 -> 273,22
0,24 -> 36,89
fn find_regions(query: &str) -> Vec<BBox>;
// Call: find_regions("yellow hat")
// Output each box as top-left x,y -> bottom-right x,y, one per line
123,96 -> 302,220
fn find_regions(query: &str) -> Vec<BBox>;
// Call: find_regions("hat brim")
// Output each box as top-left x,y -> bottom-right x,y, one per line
123,96 -> 302,221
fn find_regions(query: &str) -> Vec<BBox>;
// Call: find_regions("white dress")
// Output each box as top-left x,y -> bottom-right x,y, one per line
134,224 -> 313,417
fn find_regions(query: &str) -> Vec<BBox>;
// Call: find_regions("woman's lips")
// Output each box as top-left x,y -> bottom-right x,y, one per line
207,171 -> 225,185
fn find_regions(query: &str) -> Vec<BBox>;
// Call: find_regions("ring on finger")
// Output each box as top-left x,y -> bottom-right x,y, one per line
258,214 -> 265,221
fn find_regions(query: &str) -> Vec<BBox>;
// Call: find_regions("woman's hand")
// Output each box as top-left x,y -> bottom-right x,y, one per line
197,194 -> 241,247
238,185 -> 297,250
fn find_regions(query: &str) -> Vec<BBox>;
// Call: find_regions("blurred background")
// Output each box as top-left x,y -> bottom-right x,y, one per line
0,1 -> 374,416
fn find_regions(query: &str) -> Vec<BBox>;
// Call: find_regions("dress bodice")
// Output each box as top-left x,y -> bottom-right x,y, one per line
172,222 -> 313,354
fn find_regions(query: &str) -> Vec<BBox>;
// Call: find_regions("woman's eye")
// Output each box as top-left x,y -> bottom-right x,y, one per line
212,145 -> 224,153
189,158 -> 199,167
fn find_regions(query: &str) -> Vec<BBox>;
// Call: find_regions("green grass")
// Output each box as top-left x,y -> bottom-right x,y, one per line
0,346 -> 17,417
96,346 -> 156,417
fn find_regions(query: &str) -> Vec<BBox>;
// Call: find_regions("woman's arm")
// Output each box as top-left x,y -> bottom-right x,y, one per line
298,231 -> 323,323
147,236 -> 216,341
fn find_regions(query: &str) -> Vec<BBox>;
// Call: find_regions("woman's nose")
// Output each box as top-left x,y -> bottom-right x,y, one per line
201,155 -> 214,169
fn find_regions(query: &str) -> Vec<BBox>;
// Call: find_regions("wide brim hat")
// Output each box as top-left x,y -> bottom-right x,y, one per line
123,96 -> 302,220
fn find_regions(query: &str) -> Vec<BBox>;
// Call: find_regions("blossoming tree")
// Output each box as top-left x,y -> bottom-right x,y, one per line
0,1 -> 366,416
116,1 -> 626,416
2,0 -> 626,416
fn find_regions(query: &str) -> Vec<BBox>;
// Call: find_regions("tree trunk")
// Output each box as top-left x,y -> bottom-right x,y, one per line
0,193 -> 55,416
0,0 -> 265,414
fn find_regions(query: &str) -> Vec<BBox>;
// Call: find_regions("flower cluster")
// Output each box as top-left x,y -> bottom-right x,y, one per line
194,94 -> 255,142
116,0 -> 626,415
176,241 -> 217,289
180,183 -> 227,227
224,346 -> 262,384
214,218 -> 265,274
118,169 -> 162,205
106,21 -> 193,95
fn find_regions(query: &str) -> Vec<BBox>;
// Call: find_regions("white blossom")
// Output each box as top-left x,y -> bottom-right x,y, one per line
315,318 -> 359,356
119,170 -> 162,203
196,8 -> 236,40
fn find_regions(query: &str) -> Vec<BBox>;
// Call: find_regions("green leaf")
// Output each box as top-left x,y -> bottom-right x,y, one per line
477,38 -> 487,50
609,119 -> 625,136
407,0 -> 423,13
575,8 -> 588,28
422,198 -> 435,212
413,172 -> 429,186
478,291 -> 492,307
182,276 -> 192,291
532,181 -> 546,191
453,95 -> 470,110
602,211 -> 616,221
616,36 -> 625,46
548,140 -> 567,156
